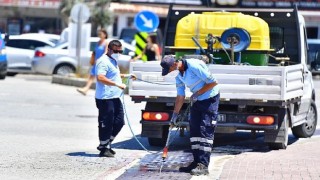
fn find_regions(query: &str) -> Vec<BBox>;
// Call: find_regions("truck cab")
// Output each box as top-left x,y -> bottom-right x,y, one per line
129,6 -> 317,150
308,39 -> 320,74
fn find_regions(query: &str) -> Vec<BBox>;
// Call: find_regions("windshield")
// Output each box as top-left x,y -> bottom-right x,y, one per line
49,38 -> 59,45
53,41 -> 67,48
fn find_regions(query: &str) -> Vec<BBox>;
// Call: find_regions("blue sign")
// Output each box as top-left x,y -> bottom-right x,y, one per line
134,10 -> 159,33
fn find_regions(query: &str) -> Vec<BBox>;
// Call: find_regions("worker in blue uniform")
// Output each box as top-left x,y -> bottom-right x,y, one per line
95,40 -> 136,157
161,55 -> 220,175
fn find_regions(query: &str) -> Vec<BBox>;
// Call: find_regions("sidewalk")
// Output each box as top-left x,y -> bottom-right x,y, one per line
218,137 -> 320,180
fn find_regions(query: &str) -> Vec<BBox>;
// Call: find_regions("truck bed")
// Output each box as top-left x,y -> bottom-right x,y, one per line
129,61 -> 304,102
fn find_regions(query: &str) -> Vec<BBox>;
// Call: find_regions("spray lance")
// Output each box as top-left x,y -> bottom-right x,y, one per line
159,105 -> 191,173
159,123 -> 176,173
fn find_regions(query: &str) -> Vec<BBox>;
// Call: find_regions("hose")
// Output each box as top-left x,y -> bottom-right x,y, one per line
120,78 -> 186,154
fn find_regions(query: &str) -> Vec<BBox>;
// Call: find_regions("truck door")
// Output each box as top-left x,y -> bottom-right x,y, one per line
291,16 -> 313,126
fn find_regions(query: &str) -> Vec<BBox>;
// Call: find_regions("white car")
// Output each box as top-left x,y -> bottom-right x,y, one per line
6,34 -> 59,74
32,38 -> 135,75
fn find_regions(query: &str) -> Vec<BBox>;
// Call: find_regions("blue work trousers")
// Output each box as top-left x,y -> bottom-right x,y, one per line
190,93 -> 220,167
95,98 -> 124,149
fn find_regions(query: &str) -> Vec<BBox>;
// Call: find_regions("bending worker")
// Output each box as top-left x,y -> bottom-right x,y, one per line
160,55 -> 220,176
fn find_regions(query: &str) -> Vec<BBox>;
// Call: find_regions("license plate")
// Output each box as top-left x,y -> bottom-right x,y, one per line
216,114 -> 226,123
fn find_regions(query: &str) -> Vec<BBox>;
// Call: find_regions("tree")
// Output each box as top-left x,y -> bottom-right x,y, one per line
90,0 -> 113,36
59,0 -> 116,36
59,0 -> 83,25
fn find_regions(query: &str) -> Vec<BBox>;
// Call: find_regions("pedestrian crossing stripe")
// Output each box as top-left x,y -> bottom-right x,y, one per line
135,32 -> 148,61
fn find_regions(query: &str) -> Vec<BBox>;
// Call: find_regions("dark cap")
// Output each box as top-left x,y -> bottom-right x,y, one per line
160,55 -> 175,76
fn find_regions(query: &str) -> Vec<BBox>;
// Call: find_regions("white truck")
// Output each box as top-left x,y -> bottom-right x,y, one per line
128,6 -> 317,150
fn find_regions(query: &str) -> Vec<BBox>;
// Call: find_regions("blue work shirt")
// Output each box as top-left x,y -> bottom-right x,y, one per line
176,59 -> 219,101
95,54 -> 122,99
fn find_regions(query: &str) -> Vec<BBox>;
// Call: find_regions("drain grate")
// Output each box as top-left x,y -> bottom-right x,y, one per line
117,152 -> 193,180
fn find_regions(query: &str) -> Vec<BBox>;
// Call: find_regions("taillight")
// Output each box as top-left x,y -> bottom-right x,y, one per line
247,116 -> 274,125
142,112 -> 170,121
35,50 -> 45,57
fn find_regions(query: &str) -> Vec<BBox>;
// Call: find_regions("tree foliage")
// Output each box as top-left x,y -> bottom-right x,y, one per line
90,0 -> 113,29
59,0 -> 115,31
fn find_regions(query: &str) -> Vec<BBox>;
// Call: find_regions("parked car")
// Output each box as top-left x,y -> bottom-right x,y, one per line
6,34 -> 57,75
19,33 -> 61,45
0,33 -> 7,79
307,39 -> 320,75
32,38 -> 136,75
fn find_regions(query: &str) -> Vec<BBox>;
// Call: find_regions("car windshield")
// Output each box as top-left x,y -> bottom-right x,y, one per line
53,41 -> 66,48
49,38 -> 59,45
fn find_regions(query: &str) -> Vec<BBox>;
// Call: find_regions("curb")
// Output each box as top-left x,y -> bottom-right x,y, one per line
51,75 -> 129,94
52,75 -> 95,89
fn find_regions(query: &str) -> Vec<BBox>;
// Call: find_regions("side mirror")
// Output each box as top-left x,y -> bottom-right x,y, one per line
316,51 -> 320,62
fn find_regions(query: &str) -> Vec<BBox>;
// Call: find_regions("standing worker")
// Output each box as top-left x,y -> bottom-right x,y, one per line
77,29 -> 109,95
160,55 -> 220,175
133,34 -> 161,61
95,40 -> 136,157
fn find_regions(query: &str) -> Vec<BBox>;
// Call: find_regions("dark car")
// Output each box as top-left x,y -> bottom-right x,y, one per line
0,34 -> 7,79
308,39 -> 320,75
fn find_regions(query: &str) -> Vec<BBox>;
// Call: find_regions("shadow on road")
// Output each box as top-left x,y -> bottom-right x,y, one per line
65,130 -> 301,158
112,132 -> 191,152
66,152 -> 99,157
112,130 -> 301,154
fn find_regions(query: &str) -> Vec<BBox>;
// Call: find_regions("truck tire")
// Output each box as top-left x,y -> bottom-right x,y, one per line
0,74 -> 5,79
7,72 -> 17,76
147,125 -> 169,147
292,101 -> 317,138
265,110 -> 289,150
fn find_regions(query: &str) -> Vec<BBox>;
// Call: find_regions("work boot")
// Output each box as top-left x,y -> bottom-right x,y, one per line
179,161 -> 197,173
99,149 -> 114,157
108,148 -> 116,155
97,145 -> 116,155
190,163 -> 209,176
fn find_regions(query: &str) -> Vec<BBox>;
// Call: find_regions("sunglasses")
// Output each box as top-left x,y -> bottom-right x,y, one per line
111,49 -> 123,54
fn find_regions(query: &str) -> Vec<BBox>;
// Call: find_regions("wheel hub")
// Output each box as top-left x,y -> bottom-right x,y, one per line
306,106 -> 316,130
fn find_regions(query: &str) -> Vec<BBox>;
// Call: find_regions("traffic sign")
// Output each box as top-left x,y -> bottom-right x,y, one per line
70,3 -> 90,23
134,10 -> 159,33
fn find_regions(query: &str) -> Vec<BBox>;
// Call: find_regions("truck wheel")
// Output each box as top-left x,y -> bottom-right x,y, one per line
147,125 -> 169,147
7,72 -> 17,76
266,113 -> 289,150
0,74 -> 5,79
292,101 -> 317,138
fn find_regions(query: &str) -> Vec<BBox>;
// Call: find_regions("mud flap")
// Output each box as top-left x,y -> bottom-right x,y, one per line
141,124 -> 165,138
264,108 -> 289,149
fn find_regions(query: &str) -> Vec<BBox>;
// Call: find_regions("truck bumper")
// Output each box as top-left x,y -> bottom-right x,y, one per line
215,111 -> 278,132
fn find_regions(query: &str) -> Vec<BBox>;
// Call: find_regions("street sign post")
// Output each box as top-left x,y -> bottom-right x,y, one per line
69,3 -> 90,76
134,10 -> 159,33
